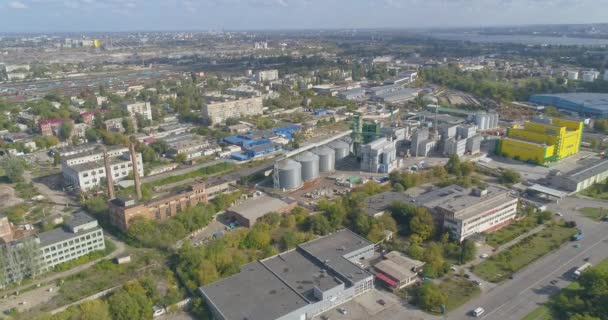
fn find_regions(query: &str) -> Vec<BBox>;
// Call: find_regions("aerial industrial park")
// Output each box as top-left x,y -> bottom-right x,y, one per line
1,8 -> 608,320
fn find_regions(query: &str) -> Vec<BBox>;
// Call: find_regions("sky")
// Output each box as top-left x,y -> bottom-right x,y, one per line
0,0 -> 608,33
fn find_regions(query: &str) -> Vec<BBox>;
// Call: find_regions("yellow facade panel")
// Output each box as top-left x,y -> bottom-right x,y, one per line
500,139 -> 547,164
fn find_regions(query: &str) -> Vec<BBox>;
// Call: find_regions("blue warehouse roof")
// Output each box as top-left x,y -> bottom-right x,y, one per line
530,93 -> 608,117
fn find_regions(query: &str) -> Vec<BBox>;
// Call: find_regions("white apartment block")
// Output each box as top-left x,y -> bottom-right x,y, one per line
38,212 -> 105,271
255,70 -> 279,82
63,153 -> 143,191
123,102 -> 152,121
415,184 -> 518,242
1,212 -> 105,287
202,97 -> 264,125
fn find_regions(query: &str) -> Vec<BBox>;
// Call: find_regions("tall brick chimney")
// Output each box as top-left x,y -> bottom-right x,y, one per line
103,150 -> 115,199
129,141 -> 143,200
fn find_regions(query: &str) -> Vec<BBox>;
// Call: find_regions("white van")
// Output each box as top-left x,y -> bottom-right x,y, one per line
473,307 -> 485,317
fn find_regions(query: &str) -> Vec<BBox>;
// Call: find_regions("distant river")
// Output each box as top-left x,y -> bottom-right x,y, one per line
427,33 -> 608,46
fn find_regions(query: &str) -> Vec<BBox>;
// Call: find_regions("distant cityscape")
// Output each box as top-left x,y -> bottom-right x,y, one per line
0,21 -> 607,320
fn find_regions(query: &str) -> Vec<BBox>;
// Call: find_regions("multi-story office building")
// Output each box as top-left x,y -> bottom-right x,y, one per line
412,184 -> 518,242
38,212 -> 105,271
123,102 -> 152,121
200,229 -> 375,320
497,117 -> 583,165
1,212 -> 105,286
202,97 -> 264,125
62,151 -> 143,192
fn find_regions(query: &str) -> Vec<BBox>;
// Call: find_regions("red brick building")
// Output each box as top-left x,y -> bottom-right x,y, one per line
39,118 -> 74,137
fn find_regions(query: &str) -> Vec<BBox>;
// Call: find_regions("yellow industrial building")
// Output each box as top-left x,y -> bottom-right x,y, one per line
497,117 -> 582,165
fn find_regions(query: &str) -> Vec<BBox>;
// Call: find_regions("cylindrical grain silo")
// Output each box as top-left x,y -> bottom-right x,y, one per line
295,151 -> 319,181
314,146 -> 335,173
276,159 -> 302,190
330,140 -> 350,160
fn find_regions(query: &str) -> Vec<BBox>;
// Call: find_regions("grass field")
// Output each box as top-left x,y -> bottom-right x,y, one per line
474,223 -> 578,283
486,216 -> 539,247
522,305 -> 553,320
441,276 -> 481,312
579,207 -> 607,222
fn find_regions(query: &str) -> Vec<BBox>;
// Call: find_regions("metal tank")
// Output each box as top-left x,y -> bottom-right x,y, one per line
295,151 -> 319,181
276,159 -> 302,190
330,140 -> 350,160
314,146 -> 336,173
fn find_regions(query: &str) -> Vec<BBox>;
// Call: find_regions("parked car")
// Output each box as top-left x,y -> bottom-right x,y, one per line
377,299 -> 386,306
472,280 -> 482,286
472,307 -> 485,317
480,254 -> 489,259
550,280 -> 558,285
338,308 -> 347,315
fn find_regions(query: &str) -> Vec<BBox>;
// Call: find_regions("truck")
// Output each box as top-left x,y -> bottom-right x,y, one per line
573,263 -> 592,279
571,232 -> 585,241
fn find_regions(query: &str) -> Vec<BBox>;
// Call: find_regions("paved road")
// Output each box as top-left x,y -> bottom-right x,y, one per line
450,196 -> 608,320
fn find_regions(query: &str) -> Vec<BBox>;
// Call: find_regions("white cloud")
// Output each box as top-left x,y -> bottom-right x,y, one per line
9,1 -> 28,9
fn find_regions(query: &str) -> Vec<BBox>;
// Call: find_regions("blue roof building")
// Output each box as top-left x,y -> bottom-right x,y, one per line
530,93 -> 608,117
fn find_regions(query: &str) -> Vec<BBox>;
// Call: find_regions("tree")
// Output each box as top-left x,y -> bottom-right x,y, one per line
53,153 -> 61,165
3,157 -> 25,183
85,127 -> 100,142
461,239 -> 477,263
79,300 -> 111,320
446,154 -> 462,175
410,208 -> 435,241
280,231 -> 298,250
197,260 -> 219,286
415,282 -> 447,312
393,183 -> 405,192
499,169 -> 521,185
175,153 -> 187,163
307,214 -> 332,235
58,120 -> 73,140
122,117 -> 136,134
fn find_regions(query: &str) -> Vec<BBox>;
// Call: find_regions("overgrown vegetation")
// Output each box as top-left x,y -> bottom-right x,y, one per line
474,221 -> 578,282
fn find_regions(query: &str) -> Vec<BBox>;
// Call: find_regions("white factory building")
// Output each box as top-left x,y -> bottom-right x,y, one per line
61,146 -> 143,192
360,137 -> 399,173
412,184 -> 519,242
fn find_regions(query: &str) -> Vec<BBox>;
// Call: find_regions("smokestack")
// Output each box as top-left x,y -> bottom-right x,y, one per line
103,150 -> 115,199
129,142 -> 142,200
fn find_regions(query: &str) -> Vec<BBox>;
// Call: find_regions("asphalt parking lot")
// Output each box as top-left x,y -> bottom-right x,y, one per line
314,289 -> 438,320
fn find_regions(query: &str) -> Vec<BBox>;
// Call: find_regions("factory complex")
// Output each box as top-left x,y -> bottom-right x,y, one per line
199,229 -> 375,320
497,117 -> 583,165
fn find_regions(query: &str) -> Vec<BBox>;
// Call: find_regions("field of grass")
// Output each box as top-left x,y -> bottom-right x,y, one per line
579,207 -> 607,222
580,182 -> 608,200
522,305 -> 553,320
118,162 -> 235,199
486,216 -> 539,247
37,248 -> 169,312
440,276 -> 481,312
474,223 -> 578,283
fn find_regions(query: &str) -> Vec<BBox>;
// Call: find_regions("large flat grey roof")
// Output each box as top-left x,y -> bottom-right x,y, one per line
412,184 -> 515,220
227,195 -> 292,222
262,250 -> 343,301
562,158 -> 608,183
298,229 -> 373,284
199,229 -> 373,320
200,261 -> 310,320
37,225 -> 101,247
533,93 -> 608,111
364,191 -> 409,216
